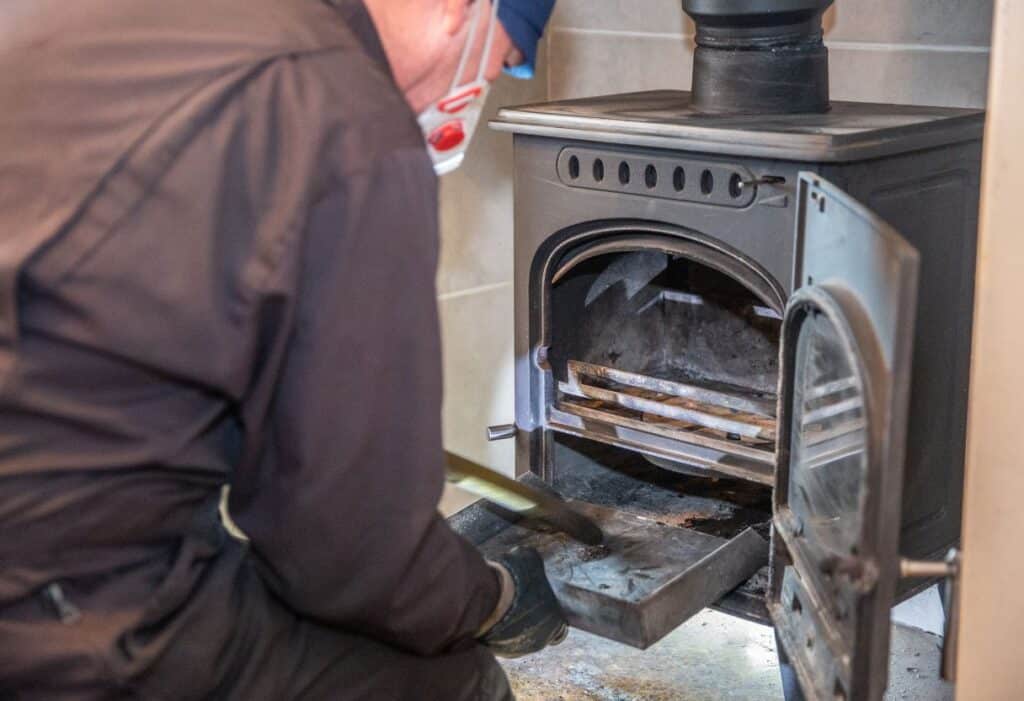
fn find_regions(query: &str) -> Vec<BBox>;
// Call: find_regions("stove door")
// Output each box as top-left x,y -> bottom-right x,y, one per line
769,174 -> 920,701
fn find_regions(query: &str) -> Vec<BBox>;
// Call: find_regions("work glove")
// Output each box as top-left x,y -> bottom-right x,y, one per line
478,546 -> 568,657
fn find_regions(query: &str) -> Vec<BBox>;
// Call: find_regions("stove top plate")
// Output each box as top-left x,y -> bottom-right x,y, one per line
491,90 -> 984,162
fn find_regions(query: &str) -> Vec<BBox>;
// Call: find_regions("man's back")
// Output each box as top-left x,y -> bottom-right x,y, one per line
0,2 -> 503,698
0,0 -> 371,604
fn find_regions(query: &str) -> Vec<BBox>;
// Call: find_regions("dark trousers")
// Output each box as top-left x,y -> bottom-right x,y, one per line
0,540 -> 513,701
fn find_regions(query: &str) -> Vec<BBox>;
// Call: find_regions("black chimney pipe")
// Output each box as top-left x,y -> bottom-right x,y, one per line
682,0 -> 835,114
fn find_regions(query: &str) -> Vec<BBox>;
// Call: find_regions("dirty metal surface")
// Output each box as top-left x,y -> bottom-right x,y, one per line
476,500 -> 767,649
547,437 -> 772,541
543,437 -> 774,623
448,436 -> 776,629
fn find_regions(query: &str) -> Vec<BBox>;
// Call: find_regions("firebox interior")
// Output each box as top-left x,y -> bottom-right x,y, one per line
547,247 -> 782,481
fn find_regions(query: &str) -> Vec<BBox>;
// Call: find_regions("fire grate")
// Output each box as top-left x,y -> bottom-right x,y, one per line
555,360 -> 777,469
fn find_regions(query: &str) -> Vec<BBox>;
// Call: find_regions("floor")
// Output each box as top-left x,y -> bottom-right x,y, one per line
501,609 -> 952,701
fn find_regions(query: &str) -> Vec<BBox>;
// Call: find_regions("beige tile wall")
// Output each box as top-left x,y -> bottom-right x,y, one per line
438,2 -> 993,512
437,57 -> 546,512
547,0 -> 993,107
438,71 -> 544,297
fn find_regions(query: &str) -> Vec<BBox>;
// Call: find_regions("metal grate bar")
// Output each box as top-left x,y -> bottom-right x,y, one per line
567,360 -> 776,417
562,361 -> 776,442
556,398 -> 776,465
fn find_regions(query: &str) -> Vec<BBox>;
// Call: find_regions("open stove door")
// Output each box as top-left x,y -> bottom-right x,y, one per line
769,174 -> 920,701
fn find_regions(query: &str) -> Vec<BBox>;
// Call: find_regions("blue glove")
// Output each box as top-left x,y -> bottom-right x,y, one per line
497,0 -> 556,79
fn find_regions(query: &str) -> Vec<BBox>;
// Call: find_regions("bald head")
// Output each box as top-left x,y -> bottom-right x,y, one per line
363,0 -> 516,113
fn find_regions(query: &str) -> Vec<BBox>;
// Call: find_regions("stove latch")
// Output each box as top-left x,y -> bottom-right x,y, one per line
486,424 -> 517,441
737,175 -> 787,192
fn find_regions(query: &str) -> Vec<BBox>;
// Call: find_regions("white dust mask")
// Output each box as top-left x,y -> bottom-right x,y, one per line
418,0 -> 501,176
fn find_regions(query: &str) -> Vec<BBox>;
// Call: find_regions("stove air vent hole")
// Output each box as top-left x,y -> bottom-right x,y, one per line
593,159 -> 605,182
701,169 -> 714,195
729,173 -> 744,199
644,164 -> 658,189
618,161 -> 631,186
568,155 -> 580,180
673,167 -> 686,192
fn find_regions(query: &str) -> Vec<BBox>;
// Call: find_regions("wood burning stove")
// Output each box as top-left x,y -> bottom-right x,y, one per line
451,3 -> 983,699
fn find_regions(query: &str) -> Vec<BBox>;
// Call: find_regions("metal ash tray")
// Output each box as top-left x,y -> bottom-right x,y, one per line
476,501 -> 767,649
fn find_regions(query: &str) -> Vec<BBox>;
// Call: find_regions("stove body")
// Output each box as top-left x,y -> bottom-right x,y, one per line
486,90 -> 983,613
449,4 -> 984,698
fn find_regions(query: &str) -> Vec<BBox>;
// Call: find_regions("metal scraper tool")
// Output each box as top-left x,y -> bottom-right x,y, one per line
444,451 -> 605,546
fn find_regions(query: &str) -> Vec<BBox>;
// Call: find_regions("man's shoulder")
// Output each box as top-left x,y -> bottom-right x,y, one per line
2,0 -> 396,115
227,0 -> 383,61
234,0 -> 423,161
2,0 -> 418,194
294,50 -> 418,137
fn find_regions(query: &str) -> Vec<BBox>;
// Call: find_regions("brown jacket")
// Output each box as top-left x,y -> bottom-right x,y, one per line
0,0 -> 496,669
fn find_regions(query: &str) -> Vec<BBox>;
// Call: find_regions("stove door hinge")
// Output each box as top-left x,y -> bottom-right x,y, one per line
900,548 -> 961,682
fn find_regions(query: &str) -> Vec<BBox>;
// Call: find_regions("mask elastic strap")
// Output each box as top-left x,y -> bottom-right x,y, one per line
475,0 -> 502,84
448,0 -> 484,92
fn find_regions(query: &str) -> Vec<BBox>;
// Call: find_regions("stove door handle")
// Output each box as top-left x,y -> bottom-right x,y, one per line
486,424 -> 517,441
901,548 -> 961,682
738,175 -> 786,191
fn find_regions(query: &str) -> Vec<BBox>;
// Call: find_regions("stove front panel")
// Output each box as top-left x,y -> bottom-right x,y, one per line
511,134 -> 804,475
508,128 -> 980,586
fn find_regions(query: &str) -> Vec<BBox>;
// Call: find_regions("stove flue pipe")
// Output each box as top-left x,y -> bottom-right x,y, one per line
682,0 -> 834,114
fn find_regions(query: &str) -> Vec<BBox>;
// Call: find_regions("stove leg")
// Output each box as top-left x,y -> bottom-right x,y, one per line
776,632 -> 806,701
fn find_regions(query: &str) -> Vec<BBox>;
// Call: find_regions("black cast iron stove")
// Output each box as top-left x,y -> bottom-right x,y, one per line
452,3 -> 984,699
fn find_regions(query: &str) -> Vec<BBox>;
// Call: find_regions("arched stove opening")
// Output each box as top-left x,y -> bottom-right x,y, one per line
542,234 -> 783,484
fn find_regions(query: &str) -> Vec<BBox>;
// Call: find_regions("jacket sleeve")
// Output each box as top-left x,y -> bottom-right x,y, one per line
227,55 -> 500,656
